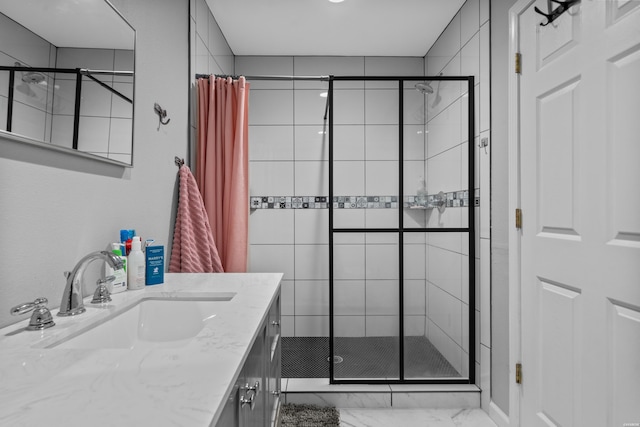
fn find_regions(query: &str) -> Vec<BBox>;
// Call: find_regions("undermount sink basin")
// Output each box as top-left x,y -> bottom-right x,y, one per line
50,293 -> 235,350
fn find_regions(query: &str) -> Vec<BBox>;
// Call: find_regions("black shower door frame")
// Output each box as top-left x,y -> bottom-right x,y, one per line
328,75 -> 476,385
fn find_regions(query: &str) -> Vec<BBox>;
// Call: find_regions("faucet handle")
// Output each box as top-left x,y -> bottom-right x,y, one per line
91,276 -> 114,304
10,298 -> 56,331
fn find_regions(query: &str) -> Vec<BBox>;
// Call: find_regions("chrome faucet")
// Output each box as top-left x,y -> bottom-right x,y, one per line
58,251 -> 124,317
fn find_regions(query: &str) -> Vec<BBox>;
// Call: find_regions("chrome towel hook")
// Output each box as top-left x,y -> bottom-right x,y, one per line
154,102 -> 170,129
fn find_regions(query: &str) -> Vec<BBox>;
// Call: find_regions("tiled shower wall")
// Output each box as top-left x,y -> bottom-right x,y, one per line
240,55 -> 427,339
423,0 -> 490,383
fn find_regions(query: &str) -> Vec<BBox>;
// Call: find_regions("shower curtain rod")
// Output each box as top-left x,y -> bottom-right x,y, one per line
195,73 -> 331,81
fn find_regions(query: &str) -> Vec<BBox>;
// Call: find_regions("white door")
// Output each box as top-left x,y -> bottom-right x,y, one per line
515,0 -> 640,426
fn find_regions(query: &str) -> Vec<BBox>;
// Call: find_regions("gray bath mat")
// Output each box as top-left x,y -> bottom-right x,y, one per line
280,403 -> 340,427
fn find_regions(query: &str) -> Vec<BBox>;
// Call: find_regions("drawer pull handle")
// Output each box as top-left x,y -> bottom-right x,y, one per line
240,381 -> 260,410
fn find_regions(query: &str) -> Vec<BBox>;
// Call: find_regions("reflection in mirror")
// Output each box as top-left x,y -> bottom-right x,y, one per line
0,0 -> 135,166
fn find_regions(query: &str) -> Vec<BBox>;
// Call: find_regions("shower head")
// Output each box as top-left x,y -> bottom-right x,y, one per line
414,82 -> 434,94
14,62 -> 46,85
21,71 -> 46,84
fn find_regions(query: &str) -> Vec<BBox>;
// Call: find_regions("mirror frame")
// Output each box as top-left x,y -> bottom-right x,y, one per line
0,0 -> 136,167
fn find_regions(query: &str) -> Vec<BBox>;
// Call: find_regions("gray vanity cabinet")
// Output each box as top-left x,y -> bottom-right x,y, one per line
215,288 -> 281,427
267,294 -> 281,426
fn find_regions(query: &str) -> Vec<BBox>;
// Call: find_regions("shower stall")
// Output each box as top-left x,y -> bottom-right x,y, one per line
276,74 -> 475,385
327,75 -> 474,384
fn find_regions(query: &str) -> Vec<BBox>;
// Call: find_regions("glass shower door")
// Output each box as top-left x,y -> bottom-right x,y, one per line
329,75 -> 474,384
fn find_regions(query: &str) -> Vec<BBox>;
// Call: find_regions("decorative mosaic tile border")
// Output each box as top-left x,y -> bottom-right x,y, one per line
250,196 -> 330,210
404,190 -> 470,209
251,191 -> 474,209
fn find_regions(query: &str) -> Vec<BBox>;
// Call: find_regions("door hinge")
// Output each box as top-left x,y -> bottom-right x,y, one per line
515,208 -> 523,229
515,52 -> 522,74
516,363 -> 523,384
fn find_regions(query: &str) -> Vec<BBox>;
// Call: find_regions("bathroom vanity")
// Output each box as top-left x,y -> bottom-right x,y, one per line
0,273 -> 282,427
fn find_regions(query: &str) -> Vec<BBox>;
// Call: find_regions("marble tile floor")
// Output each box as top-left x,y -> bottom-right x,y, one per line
339,408 -> 497,427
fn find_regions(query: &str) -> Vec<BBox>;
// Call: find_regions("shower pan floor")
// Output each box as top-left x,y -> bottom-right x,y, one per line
282,336 -> 460,379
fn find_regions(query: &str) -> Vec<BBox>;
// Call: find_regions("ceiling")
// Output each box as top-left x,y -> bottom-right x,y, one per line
207,0 -> 466,57
0,0 -> 134,50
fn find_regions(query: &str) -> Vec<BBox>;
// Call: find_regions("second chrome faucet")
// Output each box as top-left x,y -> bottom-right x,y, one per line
58,251 -> 124,317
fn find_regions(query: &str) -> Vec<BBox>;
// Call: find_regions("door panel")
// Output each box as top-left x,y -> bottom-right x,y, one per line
536,77 -> 581,239
607,47 -> 640,247
516,0 -> 640,425
538,279 -> 581,427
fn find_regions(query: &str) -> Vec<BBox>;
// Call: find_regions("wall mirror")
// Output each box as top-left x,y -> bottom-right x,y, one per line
0,0 -> 135,166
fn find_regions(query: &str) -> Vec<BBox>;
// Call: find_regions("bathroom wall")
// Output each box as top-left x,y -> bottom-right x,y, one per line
490,0 -> 519,419
423,0 -> 490,390
0,0 -> 191,328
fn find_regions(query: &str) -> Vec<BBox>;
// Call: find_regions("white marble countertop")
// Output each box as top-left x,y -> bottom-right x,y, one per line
0,272 -> 282,427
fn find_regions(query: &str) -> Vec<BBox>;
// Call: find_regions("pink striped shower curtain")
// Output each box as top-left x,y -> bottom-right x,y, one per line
196,76 -> 250,272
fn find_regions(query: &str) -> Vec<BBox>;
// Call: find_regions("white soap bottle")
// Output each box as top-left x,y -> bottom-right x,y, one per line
127,236 -> 146,290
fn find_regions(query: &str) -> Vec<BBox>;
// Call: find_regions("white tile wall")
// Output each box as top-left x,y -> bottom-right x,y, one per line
295,209 -> 328,244
366,280 -> 399,315
404,280 -> 427,315
404,315 -> 427,336
403,125 -> 426,160
249,126 -> 294,161
333,89 -> 365,124
294,245 -> 329,280
294,89 -> 329,125
334,280 -> 366,315
249,162 -> 294,195
294,125 -> 328,161
249,90 -> 293,125
365,90 -> 399,125
335,315 -> 366,337
428,245 -> 463,301
334,125 -> 365,160
403,245 -> 427,280
295,315 -> 329,337
333,244 -> 366,280
80,81 -> 113,116
109,118 -> 133,154
364,125 -> 398,160
295,280 -> 329,315
249,244 -> 294,279
77,117 -> 110,153
366,316 -> 399,337
294,161 -> 328,195
333,161 -> 365,195
365,161 -> 398,194
422,0 -> 489,388
460,0 -> 480,46
365,245 -> 399,280
249,209 -> 295,244
11,102 -> 46,140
